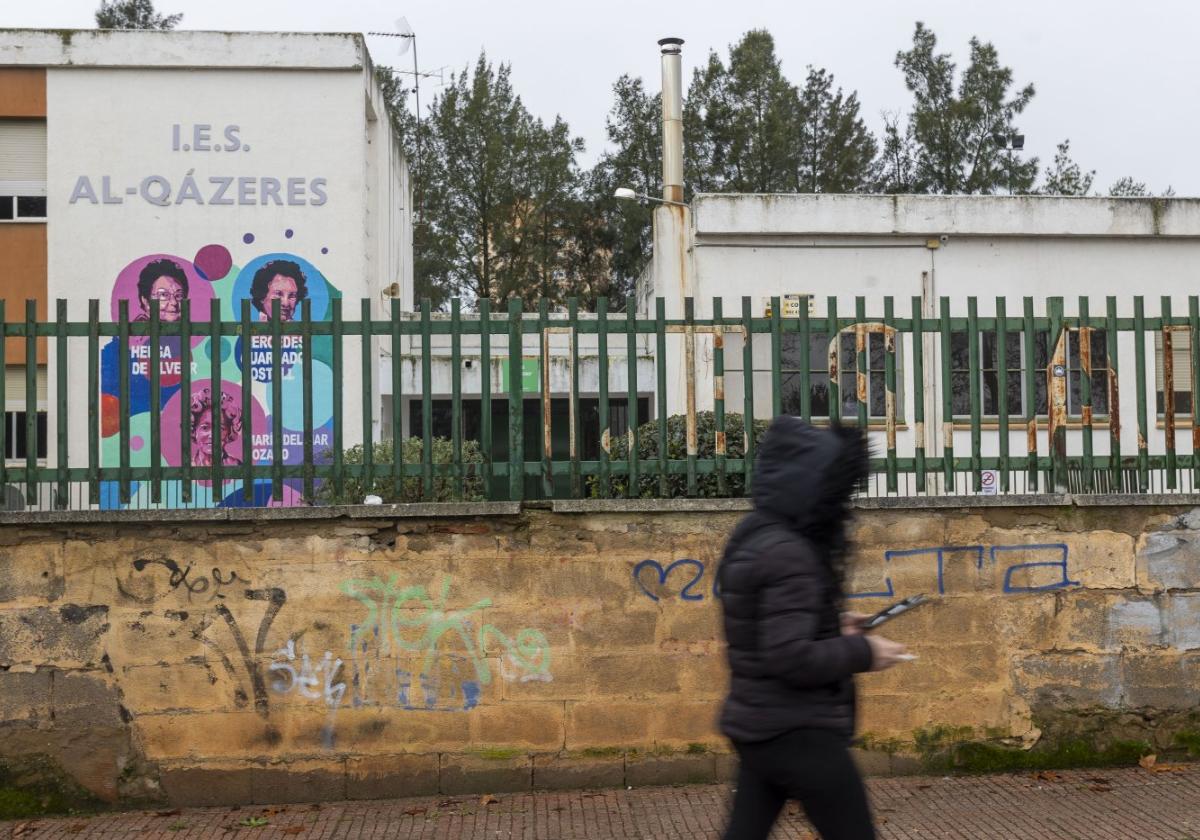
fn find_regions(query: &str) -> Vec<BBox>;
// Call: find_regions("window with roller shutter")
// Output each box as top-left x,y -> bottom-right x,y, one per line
0,120 -> 47,221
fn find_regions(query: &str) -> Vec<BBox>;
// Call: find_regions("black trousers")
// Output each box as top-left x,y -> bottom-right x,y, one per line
723,728 -> 875,840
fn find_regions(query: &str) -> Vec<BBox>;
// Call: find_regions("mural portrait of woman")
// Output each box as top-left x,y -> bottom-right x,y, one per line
134,258 -> 190,322
251,259 -> 308,322
190,386 -> 244,467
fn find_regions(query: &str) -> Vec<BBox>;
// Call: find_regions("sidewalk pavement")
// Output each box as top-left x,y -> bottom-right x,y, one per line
5,765 -> 1200,839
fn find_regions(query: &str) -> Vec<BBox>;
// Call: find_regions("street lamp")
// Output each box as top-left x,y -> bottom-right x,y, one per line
993,132 -> 1026,194
613,187 -> 688,207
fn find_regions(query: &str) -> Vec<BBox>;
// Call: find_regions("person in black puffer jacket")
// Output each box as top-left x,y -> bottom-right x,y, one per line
718,416 -> 909,840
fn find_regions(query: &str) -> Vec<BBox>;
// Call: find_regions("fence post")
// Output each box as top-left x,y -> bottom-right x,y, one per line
626,295 -> 640,498
538,298 -> 552,499
910,296 -> 926,493
1134,296 -> 1149,491
742,296 -> 756,493
996,297 -> 1010,493
56,299 -> 68,509
1048,297 -> 1068,493
451,298 -> 464,499
685,296 -> 698,497
1106,297 -> 1122,491
420,299 -> 433,500
598,297 -> 610,497
1162,296 -> 1177,490
938,297 -> 954,493
241,300 -> 254,502
713,297 -> 727,497
507,298 -> 524,502
88,300 -> 100,505
479,299 -> 492,499
968,297 -> 982,491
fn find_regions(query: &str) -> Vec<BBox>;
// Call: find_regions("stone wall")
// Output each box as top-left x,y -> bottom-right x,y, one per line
1,497 -> 1199,808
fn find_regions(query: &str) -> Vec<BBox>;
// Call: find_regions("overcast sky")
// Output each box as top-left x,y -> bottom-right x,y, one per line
11,0 -> 1200,194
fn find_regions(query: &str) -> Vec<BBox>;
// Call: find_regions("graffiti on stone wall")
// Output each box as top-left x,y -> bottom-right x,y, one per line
120,556 -> 285,717
260,573 -> 552,747
269,639 -> 346,748
340,574 -> 551,712
849,543 -> 1078,599
633,559 -> 719,602
633,544 -> 1079,602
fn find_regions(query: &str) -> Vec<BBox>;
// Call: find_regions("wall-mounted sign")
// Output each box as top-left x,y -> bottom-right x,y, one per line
499,358 -> 541,394
763,294 -> 815,318
68,124 -> 328,208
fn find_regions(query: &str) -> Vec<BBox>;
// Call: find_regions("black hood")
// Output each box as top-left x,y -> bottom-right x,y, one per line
751,416 -> 870,542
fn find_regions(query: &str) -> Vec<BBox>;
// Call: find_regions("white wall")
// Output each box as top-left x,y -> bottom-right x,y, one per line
41,58 -> 408,503
649,194 -> 1200,488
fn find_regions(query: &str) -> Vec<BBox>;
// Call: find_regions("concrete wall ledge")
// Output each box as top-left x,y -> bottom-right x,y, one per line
0,501 -> 521,526
3,493 -> 1198,526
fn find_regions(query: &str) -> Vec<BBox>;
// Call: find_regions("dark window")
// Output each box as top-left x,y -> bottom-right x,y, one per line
779,330 -> 895,419
4,411 -> 48,460
407,397 -> 650,462
951,328 -> 1108,419
0,197 -> 13,221
15,196 -> 47,219
1155,329 -> 1195,417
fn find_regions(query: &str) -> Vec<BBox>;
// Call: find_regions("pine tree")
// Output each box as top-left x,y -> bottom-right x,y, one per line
893,22 -> 1037,194
95,0 -> 181,29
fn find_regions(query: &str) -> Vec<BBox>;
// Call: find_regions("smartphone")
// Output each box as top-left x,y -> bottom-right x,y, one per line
863,594 -> 928,629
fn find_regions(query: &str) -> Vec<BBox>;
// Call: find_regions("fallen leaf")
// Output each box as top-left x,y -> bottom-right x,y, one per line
480,794 -> 500,806
282,827 -> 305,835
156,809 -> 182,817
12,822 -> 35,837
1086,777 -> 1110,784
437,799 -> 461,808
402,807 -> 427,816
67,825 -> 88,834
917,784 -> 933,790
1089,784 -> 1113,792
1032,771 -> 1062,782
1151,763 -> 1189,773
1139,754 -> 1158,769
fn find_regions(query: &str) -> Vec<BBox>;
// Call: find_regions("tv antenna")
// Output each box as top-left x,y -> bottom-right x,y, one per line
369,18 -> 423,170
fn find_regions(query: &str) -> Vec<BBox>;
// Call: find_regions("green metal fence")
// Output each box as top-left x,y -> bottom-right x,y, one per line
2,294 -> 1198,511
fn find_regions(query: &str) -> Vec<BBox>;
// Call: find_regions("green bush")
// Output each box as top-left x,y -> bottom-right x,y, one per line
589,411 -> 769,499
313,436 -> 485,505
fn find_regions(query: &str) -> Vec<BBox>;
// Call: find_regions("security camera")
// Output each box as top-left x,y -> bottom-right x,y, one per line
939,235 -> 949,243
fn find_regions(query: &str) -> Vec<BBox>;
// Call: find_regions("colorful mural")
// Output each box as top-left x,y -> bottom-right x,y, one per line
99,232 -> 339,509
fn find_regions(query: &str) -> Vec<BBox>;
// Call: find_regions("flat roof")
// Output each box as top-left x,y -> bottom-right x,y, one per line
693,193 -> 1200,238
0,28 -> 366,70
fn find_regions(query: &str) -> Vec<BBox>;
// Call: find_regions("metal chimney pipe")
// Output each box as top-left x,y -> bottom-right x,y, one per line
658,37 -> 684,204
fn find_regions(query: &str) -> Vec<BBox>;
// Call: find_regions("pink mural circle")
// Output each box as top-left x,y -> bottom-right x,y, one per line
193,244 -> 233,282
268,485 -> 304,508
110,254 -> 214,324
159,380 -> 268,480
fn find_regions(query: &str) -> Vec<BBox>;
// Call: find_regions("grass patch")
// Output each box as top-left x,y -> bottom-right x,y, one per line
576,747 -> 624,759
473,748 -> 523,761
0,788 -> 48,820
686,743 -> 708,755
933,739 -> 1153,774
1174,731 -> 1200,757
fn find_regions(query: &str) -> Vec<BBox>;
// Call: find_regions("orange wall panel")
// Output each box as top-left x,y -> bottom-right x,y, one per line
0,68 -> 46,118
0,224 -> 48,363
